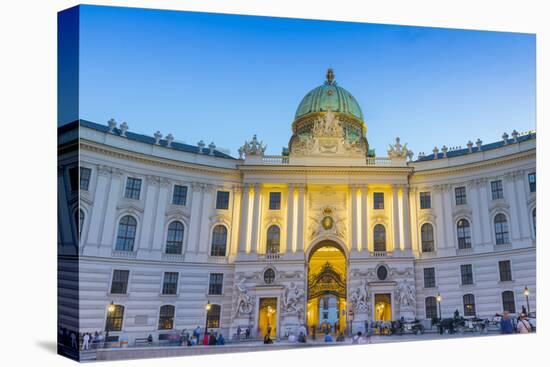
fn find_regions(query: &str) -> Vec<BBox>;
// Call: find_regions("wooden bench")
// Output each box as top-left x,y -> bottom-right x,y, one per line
134,338 -> 151,347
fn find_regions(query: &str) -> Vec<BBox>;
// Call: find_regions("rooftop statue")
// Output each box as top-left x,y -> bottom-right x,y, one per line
238,134 -> 267,159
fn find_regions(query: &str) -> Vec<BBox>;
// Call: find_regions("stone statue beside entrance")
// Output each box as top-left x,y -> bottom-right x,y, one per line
395,279 -> 416,319
282,282 -> 305,314
234,279 -> 255,317
350,279 -> 371,314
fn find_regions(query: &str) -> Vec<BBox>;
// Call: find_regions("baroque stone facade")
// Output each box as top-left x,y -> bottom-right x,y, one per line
58,70 -> 536,342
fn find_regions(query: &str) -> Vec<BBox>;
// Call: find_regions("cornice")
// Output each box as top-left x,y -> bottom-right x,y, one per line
238,164 -> 412,176
411,149 -> 535,178
80,140 -> 241,179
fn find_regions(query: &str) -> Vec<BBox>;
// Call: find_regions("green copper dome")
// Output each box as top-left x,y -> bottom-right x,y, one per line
294,69 -> 364,121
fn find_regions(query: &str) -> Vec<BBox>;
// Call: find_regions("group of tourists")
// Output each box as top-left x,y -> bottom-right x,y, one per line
500,312 -> 534,334
178,326 -> 225,346
58,327 -> 106,351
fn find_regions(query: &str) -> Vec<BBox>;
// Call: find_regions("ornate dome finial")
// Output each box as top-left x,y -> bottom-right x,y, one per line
326,68 -> 335,85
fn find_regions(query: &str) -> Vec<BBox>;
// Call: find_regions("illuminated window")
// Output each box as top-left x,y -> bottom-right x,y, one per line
463,294 -> 476,316
158,305 -> 175,330
207,304 -> 221,328
105,304 -> 124,331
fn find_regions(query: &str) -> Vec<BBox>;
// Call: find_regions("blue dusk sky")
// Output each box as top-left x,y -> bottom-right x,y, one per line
75,5 -> 536,157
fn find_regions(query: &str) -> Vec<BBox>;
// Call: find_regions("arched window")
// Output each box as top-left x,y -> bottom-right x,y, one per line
115,216 -> 137,251
373,224 -> 386,252
211,225 -> 227,256
425,296 -> 437,320
457,219 -> 471,249
463,294 -> 476,317
206,304 -> 221,328
266,225 -> 280,254
165,221 -> 184,254
264,268 -> 276,284
502,291 -> 516,313
494,213 -> 510,245
421,223 -> 435,253
158,305 -> 175,330
532,208 -> 536,236
105,304 -> 124,331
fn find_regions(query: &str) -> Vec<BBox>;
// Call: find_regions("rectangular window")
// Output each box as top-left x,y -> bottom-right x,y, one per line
216,191 -> 230,209
425,297 -> 438,319
463,294 -> 476,317
502,291 -> 516,313
162,272 -> 178,295
491,180 -> 504,200
373,192 -> 384,209
419,192 -> 431,209
455,186 -> 467,205
206,305 -> 221,328
80,167 -> 92,191
110,270 -> 129,294
499,260 -> 513,282
172,185 -> 188,205
124,177 -> 142,200
269,192 -> 281,210
423,267 -> 436,288
208,273 -> 224,295
528,172 -> 536,193
460,264 -> 474,285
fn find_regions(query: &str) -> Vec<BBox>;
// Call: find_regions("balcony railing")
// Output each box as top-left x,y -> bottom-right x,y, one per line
371,251 -> 392,257
366,157 -> 393,166
262,155 -> 289,165
111,250 -> 137,259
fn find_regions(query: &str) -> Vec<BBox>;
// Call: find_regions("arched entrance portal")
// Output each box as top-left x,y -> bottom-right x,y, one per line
307,241 -> 347,336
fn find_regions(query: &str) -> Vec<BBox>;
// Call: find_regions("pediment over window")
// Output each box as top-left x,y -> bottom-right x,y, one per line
165,207 -> 190,220
116,202 -> 144,214
489,200 -> 509,213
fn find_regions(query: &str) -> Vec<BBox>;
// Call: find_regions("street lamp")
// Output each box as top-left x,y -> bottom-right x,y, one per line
436,293 -> 442,320
204,300 -> 211,344
523,286 -> 530,314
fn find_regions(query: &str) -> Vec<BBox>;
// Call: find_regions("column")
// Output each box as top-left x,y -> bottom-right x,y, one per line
296,184 -> 306,253
469,182 -> 483,246
138,175 -> 160,250
478,179 -> 491,245
285,184 -> 295,254
238,184 -> 251,253
87,165 -> 111,246
409,187 -> 419,253
151,178 -> 170,251
504,173 -> 521,241
442,185 -> 454,249
230,185 -> 242,256
401,186 -> 412,251
249,183 -> 262,254
100,168 -> 124,247
361,185 -> 368,252
433,185 -> 446,250
350,185 -> 359,251
198,184 -> 215,254
392,185 -> 401,252
513,172 -> 530,240
187,183 -> 204,253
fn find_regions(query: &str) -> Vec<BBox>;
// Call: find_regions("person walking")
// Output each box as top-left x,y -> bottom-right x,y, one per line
217,333 -> 225,345
516,314 -> 532,334
236,326 -> 241,340
267,324 -> 272,337
245,327 -> 250,339
500,312 -> 514,334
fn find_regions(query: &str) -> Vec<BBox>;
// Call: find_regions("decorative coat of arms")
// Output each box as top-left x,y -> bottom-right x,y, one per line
309,206 -> 346,240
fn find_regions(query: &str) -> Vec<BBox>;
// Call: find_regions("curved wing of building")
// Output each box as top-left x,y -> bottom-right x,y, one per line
59,69 -> 536,346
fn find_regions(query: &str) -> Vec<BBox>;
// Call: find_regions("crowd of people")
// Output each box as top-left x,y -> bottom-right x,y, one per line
500,312 -> 534,334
